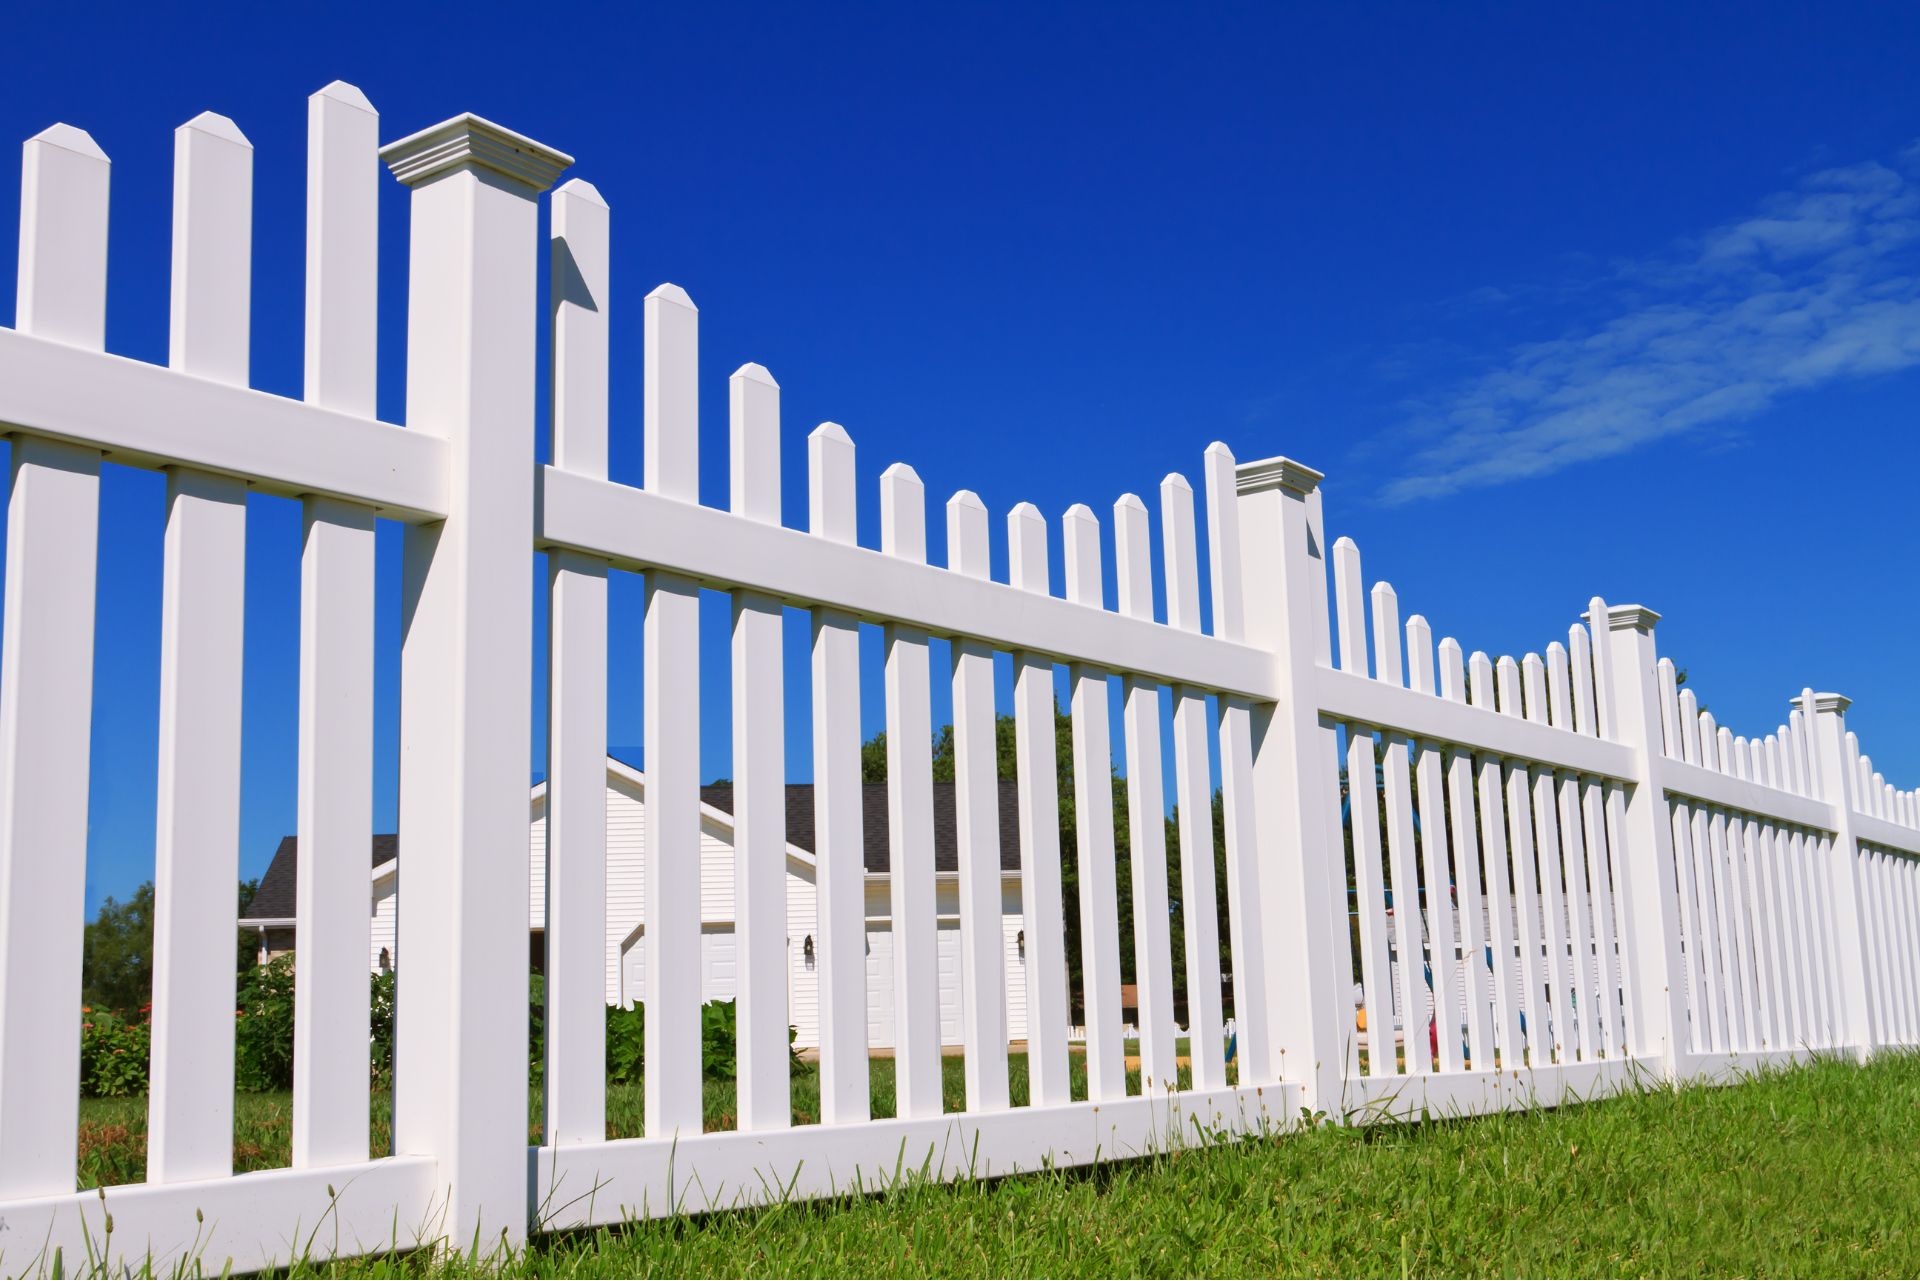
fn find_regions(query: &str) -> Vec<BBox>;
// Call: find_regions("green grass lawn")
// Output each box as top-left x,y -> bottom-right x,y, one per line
76,1052 -> 1201,1190
79,1052 -> 1920,1277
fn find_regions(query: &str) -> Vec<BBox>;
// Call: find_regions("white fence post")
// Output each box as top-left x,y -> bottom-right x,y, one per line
384,115 -> 569,1250
1804,691 -> 1879,1061
1587,602 -> 1690,1076
1232,457 -> 1345,1115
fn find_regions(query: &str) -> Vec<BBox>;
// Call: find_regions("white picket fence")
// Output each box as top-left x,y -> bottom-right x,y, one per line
0,84 -> 1915,1276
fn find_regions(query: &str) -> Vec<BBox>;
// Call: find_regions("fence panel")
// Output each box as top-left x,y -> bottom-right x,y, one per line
1,82 -> 1918,1277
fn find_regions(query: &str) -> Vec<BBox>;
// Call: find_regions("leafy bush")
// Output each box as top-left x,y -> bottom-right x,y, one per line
79,1006 -> 150,1097
370,968 -> 396,1086
607,1000 -> 645,1083
77,959 -> 799,1100
234,954 -> 297,1091
701,999 -> 738,1080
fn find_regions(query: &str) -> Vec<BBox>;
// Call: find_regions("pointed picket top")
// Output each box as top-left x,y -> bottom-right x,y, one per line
1008,503 -> 1049,595
946,491 -> 990,580
549,176 -> 608,473
182,110 -> 251,148
29,121 -> 107,160
1586,597 -> 1618,739
1655,659 -> 1681,754
1369,582 -> 1402,687
306,79 -> 379,417
1468,651 -> 1497,711
172,108 -> 253,384
644,283 -> 698,501
808,423 -> 855,544
1062,504 -> 1103,609
1496,655 -> 1524,719
880,463 -> 925,563
313,80 -> 375,113
1405,615 -> 1434,695
1158,474 -> 1201,635
1113,494 -> 1153,622
648,281 -> 696,311
1545,641 -> 1572,731
18,122 -> 110,347
1567,623 -> 1597,737
555,176 -> 607,206
1331,538 -> 1366,676
729,364 -> 780,524
1522,653 -> 1547,718
1201,444 -> 1244,644
1437,636 -> 1466,703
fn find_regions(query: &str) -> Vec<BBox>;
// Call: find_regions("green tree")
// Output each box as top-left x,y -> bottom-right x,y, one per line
83,877 -> 263,1014
82,882 -> 155,1014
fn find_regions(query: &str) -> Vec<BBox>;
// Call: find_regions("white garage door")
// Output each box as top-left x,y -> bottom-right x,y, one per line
700,925 -> 737,1002
619,925 -> 740,1007
864,921 -> 964,1050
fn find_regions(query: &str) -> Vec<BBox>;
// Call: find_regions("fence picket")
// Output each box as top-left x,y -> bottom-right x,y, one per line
1062,503 -> 1127,1101
729,363 -> 789,1131
1161,475 -> 1226,1088
1516,656 -> 1566,1064
1116,493 -> 1178,1091
1570,623 -> 1623,1059
150,112 -> 253,1184
1440,640 -> 1494,1069
294,83 -> 381,1170
0,121 -> 109,1199
1203,443 -> 1270,1085
807,422 -> 869,1124
541,176 -> 609,1149
1547,643 -> 1597,1062
881,464 -> 942,1118
642,282 -> 704,1138
1333,541 -> 1392,1075
1371,583 -> 1429,1074
947,491 -> 1011,1112
1408,616 -> 1459,1072
1011,504 -> 1072,1105
1469,652 -> 1522,1067
1494,658 -> 1545,1065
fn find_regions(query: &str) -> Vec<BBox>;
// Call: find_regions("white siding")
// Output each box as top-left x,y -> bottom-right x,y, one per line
369,873 -> 396,974
367,763 -> 1037,1053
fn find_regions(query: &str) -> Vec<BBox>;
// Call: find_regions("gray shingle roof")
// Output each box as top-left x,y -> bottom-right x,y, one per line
242,779 -> 1025,923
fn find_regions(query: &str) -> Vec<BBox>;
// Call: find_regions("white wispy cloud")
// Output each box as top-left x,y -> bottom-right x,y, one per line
1378,149 -> 1920,504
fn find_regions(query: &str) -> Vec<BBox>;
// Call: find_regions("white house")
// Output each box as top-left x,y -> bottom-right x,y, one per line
240,756 -> 1034,1050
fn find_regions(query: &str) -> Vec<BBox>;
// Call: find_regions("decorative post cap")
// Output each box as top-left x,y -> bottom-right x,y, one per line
1586,603 -> 1661,633
1235,455 -> 1323,497
381,113 -> 572,192
1808,692 -> 1852,715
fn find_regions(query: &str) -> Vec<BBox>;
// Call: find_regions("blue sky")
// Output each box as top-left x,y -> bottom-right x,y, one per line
1,3 -> 1916,910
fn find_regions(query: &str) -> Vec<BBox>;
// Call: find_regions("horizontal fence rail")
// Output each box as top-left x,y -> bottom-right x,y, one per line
0,84 -> 1915,1277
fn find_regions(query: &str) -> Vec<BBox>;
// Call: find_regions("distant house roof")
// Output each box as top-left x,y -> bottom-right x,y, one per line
242,776 -> 1025,924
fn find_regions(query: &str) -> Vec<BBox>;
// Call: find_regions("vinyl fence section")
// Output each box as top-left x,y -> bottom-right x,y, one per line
0,88 -> 1915,1276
